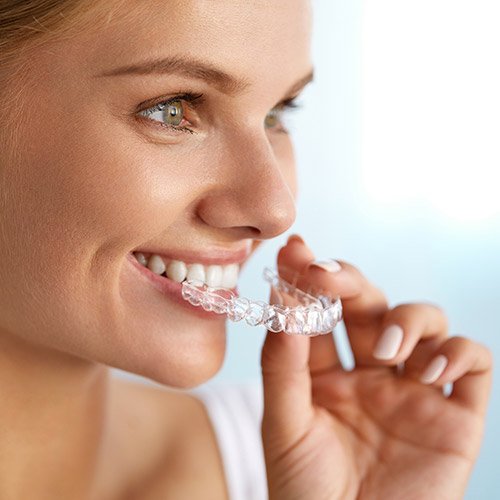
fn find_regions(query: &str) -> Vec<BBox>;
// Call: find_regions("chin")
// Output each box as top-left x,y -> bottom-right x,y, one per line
111,251 -> 231,388
109,319 -> 228,389
145,350 -> 226,389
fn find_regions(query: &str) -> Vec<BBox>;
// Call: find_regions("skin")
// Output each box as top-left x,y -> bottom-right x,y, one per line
0,0 -> 492,499
262,238 -> 493,499
0,0 -> 303,497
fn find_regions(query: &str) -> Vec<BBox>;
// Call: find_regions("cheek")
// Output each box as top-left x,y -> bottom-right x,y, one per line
0,99 -> 189,338
0,113 -> 226,386
16,109 -> 195,257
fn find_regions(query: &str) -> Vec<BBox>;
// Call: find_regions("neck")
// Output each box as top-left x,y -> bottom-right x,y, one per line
0,332 -> 110,499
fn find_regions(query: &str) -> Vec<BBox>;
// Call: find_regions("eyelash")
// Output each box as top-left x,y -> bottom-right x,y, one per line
137,92 -> 302,135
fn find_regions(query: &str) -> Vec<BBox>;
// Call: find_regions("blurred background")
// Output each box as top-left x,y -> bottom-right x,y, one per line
116,1 -> 499,497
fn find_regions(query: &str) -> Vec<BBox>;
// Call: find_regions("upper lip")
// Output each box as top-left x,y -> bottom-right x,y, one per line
132,242 -> 253,266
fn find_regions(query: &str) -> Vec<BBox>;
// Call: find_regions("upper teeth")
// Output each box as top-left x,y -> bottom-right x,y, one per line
134,252 -> 239,288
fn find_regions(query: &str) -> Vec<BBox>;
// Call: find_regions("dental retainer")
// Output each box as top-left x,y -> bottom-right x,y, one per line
181,264 -> 343,336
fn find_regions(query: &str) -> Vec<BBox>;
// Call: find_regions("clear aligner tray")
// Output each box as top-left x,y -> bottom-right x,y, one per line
181,266 -> 343,336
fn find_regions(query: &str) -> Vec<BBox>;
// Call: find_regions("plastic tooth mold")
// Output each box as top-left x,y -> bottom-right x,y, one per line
181,266 -> 343,336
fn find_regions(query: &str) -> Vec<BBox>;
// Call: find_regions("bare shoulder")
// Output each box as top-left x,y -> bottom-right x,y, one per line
108,376 -> 229,500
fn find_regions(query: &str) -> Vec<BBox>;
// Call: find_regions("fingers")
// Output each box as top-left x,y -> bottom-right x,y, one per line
302,258 -> 390,367
269,236 -> 494,421
373,303 -> 449,365
303,259 -> 389,320
260,284 -> 314,445
277,237 -> 342,373
415,336 -> 494,416
307,333 -> 341,376
281,237 -> 390,369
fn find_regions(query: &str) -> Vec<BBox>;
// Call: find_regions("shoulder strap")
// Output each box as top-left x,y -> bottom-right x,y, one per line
190,381 -> 267,500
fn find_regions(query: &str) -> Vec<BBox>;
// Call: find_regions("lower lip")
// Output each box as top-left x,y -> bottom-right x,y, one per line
126,253 -> 240,320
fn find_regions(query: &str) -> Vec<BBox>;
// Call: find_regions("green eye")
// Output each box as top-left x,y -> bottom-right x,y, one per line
264,108 -> 281,129
162,100 -> 184,126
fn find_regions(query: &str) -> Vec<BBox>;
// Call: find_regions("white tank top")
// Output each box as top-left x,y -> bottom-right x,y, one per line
190,381 -> 268,500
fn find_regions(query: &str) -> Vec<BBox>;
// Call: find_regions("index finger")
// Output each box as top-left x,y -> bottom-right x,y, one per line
276,239 -> 341,373
302,259 -> 389,322
303,260 -> 391,368
278,240 -> 390,368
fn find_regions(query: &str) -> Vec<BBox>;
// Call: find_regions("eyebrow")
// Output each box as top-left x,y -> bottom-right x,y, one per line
96,55 -> 314,98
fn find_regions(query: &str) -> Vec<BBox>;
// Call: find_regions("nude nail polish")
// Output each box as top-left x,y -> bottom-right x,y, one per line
420,355 -> 448,384
309,258 -> 342,273
373,325 -> 404,360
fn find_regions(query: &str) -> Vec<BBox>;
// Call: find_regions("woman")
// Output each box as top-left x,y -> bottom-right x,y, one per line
0,1 -> 492,499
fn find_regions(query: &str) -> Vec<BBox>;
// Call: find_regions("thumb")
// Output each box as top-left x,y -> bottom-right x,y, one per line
260,284 -> 314,446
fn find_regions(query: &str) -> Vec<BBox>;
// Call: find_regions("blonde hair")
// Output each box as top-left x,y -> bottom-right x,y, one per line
0,0 -> 132,161
1,2 -> 88,71
0,0 -> 133,89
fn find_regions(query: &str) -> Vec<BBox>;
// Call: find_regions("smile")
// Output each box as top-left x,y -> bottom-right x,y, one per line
132,251 -> 240,290
126,251 -> 243,320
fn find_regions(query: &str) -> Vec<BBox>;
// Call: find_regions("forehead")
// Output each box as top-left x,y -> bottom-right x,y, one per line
79,0 -> 312,90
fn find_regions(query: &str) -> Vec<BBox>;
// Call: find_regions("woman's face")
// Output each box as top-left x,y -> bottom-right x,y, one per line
0,0 -> 312,387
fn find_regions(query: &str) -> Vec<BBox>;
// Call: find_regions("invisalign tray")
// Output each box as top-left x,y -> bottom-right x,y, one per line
181,264 -> 343,336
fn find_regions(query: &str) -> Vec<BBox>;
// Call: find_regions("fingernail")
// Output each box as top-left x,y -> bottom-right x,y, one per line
287,234 -> 304,245
373,325 -> 404,360
420,355 -> 448,384
308,258 -> 342,273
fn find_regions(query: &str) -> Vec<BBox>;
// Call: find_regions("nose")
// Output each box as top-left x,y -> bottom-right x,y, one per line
196,129 -> 297,240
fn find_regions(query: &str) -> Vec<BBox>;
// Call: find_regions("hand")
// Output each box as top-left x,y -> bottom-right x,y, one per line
260,236 -> 493,500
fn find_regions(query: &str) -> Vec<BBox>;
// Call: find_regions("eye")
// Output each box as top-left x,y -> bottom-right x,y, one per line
136,92 -> 302,135
264,108 -> 280,129
160,100 -> 184,126
264,97 -> 302,133
136,93 -> 204,134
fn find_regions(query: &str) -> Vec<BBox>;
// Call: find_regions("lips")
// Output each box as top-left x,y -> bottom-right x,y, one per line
132,241 -> 253,267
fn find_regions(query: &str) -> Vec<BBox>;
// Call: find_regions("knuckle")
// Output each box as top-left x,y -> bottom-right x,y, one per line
388,302 -> 413,315
422,300 -> 446,312
478,342 -> 494,368
389,302 -> 449,332
424,301 -> 447,317
336,259 -> 355,272
339,261 -> 369,284
486,349 -> 494,369
448,334 -> 472,348
427,303 -> 449,331
370,288 -> 389,308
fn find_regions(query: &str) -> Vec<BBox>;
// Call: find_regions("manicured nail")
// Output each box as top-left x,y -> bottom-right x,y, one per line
308,258 -> 342,273
420,355 -> 448,384
287,234 -> 304,245
373,325 -> 404,360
